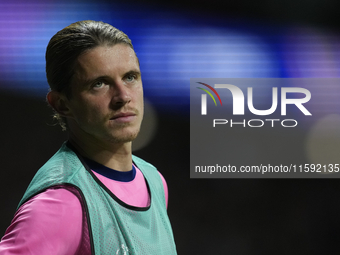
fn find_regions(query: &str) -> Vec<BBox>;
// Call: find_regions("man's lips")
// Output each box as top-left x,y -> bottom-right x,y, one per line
111,112 -> 136,119
110,112 -> 137,122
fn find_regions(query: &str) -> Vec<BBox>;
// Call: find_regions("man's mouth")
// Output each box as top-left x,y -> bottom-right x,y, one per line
110,111 -> 137,123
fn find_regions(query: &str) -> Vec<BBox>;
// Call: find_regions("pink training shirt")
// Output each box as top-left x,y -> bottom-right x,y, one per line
0,166 -> 168,255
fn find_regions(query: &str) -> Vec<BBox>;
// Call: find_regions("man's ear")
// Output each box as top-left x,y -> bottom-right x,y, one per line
47,91 -> 73,118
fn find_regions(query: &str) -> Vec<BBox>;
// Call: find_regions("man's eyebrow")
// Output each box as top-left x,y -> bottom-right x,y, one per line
124,70 -> 141,76
79,71 -> 141,86
75,68 -> 142,86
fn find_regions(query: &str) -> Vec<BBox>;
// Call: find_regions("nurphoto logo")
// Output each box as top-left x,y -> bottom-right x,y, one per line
196,81 -> 312,128
190,78 -> 340,179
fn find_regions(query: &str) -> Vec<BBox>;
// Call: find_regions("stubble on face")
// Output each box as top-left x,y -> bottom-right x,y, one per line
105,106 -> 143,144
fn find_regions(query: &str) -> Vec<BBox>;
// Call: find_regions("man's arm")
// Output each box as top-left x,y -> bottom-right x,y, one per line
0,188 -> 84,255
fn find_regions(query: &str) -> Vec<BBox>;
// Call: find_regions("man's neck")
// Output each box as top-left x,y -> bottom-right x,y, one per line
68,133 -> 133,172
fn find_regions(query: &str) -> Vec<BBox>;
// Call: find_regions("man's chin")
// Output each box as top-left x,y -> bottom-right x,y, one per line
105,131 -> 140,144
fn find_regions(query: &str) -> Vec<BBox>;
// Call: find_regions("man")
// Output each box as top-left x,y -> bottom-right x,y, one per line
0,20 -> 177,254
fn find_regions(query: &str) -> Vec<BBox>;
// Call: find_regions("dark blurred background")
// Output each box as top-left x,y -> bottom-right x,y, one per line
1,0 -> 340,254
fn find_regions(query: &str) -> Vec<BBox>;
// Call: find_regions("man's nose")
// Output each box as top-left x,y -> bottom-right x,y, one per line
110,81 -> 131,106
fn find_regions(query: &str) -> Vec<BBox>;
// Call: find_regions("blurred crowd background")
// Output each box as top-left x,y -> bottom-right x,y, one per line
1,0 -> 340,254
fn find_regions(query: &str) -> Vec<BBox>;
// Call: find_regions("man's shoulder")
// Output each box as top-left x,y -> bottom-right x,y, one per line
132,155 -> 163,183
17,142 -> 83,209
132,155 -> 157,171
38,142 -> 81,174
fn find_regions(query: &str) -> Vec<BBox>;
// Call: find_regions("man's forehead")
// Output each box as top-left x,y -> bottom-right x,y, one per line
74,44 -> 140,81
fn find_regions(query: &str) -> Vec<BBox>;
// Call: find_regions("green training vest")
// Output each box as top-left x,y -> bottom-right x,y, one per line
18,142 -> 177,255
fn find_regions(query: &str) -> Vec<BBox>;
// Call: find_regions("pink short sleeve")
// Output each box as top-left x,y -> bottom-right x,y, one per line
0,188 -> 83,255
158,172 -> 169,209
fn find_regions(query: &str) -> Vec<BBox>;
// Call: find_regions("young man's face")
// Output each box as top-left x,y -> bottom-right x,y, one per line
65,44 -> 144,145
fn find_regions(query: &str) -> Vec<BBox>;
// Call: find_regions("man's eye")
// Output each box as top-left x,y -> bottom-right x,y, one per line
126,74 -> 136,82
92,81 -> 105,88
